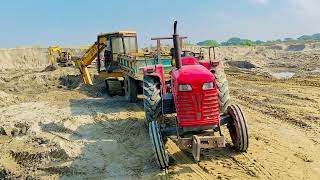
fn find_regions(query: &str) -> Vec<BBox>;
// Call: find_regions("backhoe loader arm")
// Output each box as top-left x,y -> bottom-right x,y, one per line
76,37 -> 107,85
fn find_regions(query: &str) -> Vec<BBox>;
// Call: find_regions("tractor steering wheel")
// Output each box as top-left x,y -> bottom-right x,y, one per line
182,50 -> 195,57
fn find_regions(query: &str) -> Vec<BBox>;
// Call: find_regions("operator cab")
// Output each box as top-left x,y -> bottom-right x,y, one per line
96,31 -> 138,72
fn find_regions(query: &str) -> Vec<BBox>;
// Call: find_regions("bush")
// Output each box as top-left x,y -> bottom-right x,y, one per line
197,40 -> 219,47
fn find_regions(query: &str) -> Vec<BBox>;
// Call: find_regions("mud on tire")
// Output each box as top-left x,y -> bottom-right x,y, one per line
214,68 -> 231,114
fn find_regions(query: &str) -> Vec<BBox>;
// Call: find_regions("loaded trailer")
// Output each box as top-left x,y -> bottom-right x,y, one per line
76,31 -> 175,102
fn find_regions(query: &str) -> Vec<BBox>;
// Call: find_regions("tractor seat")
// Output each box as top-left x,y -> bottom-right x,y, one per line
181,57 -> 199,65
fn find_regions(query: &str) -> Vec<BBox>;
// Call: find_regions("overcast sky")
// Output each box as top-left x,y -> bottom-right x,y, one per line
0,0 -> 319,47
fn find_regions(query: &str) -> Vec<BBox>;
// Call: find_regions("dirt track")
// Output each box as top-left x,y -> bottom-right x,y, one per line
0,66 -> 319,179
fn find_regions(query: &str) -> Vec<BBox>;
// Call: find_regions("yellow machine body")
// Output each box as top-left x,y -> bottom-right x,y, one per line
49,46 -> 72,65
76,31 -> 137,85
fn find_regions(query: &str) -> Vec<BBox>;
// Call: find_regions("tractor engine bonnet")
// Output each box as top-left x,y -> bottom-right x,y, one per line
173,64 -> 214,84
172,61 -> 220,128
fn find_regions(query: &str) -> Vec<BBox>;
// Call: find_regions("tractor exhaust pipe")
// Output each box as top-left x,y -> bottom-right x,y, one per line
173,21 -> 182,69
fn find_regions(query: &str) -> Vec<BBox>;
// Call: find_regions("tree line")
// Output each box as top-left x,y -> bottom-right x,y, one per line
196,33 -> 320,47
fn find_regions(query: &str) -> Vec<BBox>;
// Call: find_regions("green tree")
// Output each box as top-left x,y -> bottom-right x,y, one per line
284,38 -> 295,42
297,35 -> 312,41
226,37 -> 242,45
241,39 -> 253,46
255,40 -> 264,45
197,40 -> 219,47
312,33 -> 320,40
206,40 -> 219,47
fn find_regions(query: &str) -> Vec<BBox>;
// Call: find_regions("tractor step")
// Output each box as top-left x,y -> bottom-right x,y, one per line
176,135 -> 225,161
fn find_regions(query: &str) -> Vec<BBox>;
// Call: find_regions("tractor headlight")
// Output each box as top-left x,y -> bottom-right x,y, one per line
202,82 -> 214,90
178,84 -> 192,92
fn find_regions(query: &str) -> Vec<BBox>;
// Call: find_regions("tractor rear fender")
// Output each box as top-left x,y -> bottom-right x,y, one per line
143,65 -> 166,93
199,59 -> 224,72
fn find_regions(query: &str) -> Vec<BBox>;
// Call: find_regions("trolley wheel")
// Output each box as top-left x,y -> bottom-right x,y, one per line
105,78 -> 122,96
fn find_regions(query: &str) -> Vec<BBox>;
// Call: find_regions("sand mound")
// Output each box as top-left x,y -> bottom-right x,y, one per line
0,48 -> 86,72
0,48 -> 49,71
0,91 -> 19,107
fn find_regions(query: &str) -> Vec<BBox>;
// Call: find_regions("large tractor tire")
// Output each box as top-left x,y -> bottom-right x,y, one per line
143,76 -> 162,122
105,78 -> 122,96
125,76 -> 138,103
144,76 -> 168,169
227,105 -> 249,152
149,120 -> 169,169
214,68 -> 231,114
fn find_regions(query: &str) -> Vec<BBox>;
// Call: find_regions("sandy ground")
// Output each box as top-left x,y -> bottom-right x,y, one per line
0,44 -> 320,179
0,66 -> 319,179
0,48 -> 84,72
187,43 -> 320,77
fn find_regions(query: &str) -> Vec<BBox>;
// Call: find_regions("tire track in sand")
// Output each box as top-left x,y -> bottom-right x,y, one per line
166,139 -> 213,180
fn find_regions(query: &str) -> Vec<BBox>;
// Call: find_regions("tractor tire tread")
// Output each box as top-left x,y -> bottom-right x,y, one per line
214,68 -> 231,113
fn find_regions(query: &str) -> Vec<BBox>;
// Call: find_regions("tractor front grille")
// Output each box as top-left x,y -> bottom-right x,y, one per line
175,89 -> 220,127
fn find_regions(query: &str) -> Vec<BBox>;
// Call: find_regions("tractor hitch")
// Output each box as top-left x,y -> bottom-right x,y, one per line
176,135 -> 226,162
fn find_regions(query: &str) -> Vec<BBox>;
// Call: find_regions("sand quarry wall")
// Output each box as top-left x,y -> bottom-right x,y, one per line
0,48 -> 49,71
0,48 -> 85,71
1,42 -> 320,72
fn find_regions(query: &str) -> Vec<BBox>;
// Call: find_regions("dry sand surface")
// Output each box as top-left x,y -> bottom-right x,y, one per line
0,48 -> 85,72
0,46 -> 319,179
187,43 -> 320,77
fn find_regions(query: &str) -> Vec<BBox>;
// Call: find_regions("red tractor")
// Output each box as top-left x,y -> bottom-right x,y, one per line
143,21 -> 249,169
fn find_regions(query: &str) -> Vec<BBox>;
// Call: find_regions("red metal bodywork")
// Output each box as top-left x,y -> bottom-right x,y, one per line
143,57 -> 221,128
199,60 -> 223,72
171,57 -> 220,127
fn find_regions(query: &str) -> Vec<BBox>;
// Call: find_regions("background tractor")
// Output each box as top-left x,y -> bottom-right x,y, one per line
143,21 -> 249,168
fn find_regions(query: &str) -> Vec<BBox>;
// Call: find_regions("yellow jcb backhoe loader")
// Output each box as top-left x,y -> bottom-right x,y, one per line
49,46 -> 73,67
76,31 -> 137,86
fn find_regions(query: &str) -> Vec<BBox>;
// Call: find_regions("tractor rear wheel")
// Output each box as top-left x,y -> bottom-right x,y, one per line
227,105 -> 249,152
105,78 -> 122,96
149,120 -> 169,169
143,76 -> 162,122
214,68 -> 231,114
125,76 -> 138,103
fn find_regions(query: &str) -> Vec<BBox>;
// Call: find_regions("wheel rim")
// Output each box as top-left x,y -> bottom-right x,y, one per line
227,104 -> 249,151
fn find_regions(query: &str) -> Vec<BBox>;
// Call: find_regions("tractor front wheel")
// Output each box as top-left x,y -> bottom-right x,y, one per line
227,104 -> 249,152
144,76 -> 168,169
149,120 -> 169,169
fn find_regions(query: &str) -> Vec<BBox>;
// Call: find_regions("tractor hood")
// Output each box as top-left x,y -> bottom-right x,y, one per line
173,64 -> 214,84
